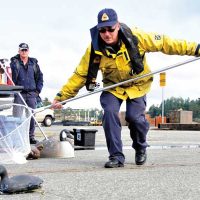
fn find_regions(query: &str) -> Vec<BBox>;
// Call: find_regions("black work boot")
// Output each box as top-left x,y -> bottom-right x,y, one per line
104,159 -> 124,168
30,137 -> 39,145
135,149 -> 147,165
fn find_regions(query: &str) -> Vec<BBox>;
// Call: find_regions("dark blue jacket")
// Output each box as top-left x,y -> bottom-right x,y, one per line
10,54 -> 43,96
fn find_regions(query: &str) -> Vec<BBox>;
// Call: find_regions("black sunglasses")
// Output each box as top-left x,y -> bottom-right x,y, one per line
21,49 -> 28,52
98,26 -> 116,33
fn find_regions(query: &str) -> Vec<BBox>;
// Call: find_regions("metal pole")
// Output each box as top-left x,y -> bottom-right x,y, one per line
35,56 -> 200,112
85,110 -> 86,121
88,109 -> 90,121
161,87 -> 165,123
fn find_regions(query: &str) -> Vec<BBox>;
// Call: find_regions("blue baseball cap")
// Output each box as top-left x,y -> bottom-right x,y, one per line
97,8 -> 118,29
19,43 -> 29,50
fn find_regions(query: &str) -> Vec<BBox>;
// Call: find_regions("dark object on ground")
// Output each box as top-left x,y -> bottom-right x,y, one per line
0,165 -> 43,194
62,120 -> 90,126
73,128 -> 97,147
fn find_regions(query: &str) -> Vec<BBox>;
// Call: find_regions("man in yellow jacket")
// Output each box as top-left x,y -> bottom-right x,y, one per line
52,8 -> 200,168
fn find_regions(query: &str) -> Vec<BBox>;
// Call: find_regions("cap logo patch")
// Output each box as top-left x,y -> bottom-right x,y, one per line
101,13 -> 109,21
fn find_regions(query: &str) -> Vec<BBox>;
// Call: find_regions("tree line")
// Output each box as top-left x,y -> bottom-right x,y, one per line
148,97 -> 200,122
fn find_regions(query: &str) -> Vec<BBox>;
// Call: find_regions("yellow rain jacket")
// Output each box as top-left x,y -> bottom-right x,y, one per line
55,27 -> 199,101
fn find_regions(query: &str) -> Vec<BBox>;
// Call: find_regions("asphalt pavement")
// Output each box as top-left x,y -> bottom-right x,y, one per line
1,125 -> 200,200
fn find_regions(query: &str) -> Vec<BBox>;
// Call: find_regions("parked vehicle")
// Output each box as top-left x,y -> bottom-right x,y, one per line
35,101 -> 55,127
0,96 -> 55,127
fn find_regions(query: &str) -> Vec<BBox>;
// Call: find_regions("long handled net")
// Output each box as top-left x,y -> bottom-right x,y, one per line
0,103 -> 31,164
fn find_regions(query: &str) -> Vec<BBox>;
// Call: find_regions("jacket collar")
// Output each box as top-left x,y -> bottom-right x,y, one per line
90,25 -> 100,52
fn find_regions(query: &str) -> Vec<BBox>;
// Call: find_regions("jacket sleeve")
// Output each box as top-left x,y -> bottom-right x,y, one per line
10,60 -> 17,85
54,45 -> 91,101
36,63 -> 43,94
133,27 -> 199,56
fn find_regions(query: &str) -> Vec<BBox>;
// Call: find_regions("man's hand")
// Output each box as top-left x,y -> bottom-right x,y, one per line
51,99 -> 63,109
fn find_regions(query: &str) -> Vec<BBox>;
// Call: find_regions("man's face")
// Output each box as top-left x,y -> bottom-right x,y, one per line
18,49 -> 29,59
99,23 -> 120,45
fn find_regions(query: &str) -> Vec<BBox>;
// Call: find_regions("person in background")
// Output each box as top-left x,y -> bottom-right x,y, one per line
52,8 -> 200,167
10,43 -> 44,144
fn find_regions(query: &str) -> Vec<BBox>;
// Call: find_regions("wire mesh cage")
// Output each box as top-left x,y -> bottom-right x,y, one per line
0,103 -> 31,164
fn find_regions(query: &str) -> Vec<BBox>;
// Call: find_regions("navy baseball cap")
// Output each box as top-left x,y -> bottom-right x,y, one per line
97,8 -> 118,29
19,43 -> 29,50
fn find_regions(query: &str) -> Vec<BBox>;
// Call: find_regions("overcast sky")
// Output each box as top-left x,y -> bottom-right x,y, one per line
1,0 -> 200,111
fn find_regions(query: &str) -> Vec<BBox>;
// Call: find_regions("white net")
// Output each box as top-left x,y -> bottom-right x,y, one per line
0,103 -> 31,164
